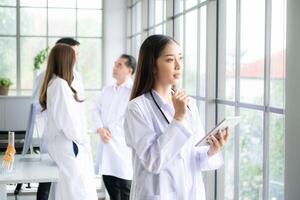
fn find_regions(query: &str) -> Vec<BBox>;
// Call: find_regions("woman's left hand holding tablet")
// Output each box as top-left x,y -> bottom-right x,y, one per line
207,127 -> 229,157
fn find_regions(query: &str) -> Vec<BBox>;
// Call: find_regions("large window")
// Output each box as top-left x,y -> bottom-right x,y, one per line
128,0 -> 286,199
0,0 -> 103,96
218,0 -> 286,199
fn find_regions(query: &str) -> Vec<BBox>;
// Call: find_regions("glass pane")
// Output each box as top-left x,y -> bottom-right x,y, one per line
48,9 -> 76,36
163,0 -> 167,21
131,36 -> 136,59
148,0 -> 155,27
20,8 -> 46,36
148,28 -> 155,36
185,0 -> 198,10
155,25 -> 163,34
155,0 -> 164,24
77,0 -> 102,9
127,38 -> 131,54
173,16 -> 183,89
77,38 -> 102,89
48,0 -> 76,8
136,2 -> 142,33
218,104 -> 235,200
269,113 -> 285,200
0,37 -> 16,89
132,4 -> 137,34
127,8 -> 131,36
20,0 -> 46,7
239,108 -> 263,200
20,37 -> 47,89
78,10 -> 102,37
135,34 -> 141,59
270,0 -> 286,108
174,0 -> 184,14
174,16 -> 184,49
0,7 -> 16,35
240,0 -> 265,105
199,6 -> 206,97
184,9 -> 198,96
162,23 -> 166,35
218,0 -> 236,101
197,100 -> 206,128
0,0 -> 15,6
48,37 -> 61,48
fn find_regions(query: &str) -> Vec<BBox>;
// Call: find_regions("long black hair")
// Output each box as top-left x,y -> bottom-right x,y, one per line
130,34 -> 177,100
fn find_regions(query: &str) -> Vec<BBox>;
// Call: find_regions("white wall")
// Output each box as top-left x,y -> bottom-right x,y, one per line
285,0 -> 300,198
102,0 -> 128,86
0,96 -> 31,130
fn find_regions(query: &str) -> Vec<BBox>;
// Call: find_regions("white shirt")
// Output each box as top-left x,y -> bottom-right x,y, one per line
124,90 -> 224,200
92,79 -> 133,180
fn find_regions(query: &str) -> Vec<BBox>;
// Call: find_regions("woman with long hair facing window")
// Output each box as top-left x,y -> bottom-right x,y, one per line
39,44 -> 97,200
124,34 -> 228,200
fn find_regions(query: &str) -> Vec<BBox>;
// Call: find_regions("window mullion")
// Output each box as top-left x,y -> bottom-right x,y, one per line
16,0 -> 21,95
263,0 -> 272,199
234,0 -> 241,199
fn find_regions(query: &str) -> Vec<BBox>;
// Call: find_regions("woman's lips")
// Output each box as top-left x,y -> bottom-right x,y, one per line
173,73 -> 181,79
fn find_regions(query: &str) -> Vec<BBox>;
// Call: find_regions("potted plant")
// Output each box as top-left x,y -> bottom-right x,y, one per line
34,47 -> 49,71
0,77 -> 13,95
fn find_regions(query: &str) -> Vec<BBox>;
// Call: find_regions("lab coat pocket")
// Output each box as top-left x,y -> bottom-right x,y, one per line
141,192 -> 177,200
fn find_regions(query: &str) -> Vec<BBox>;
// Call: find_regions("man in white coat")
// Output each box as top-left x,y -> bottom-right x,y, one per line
93,54 -> 136,200
32,38 -> 84,200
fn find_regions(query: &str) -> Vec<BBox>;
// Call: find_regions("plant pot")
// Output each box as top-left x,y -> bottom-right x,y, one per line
0,86 -> 9,95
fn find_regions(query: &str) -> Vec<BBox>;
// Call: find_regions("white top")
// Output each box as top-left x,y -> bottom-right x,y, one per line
92,79 -> 133,180
124,90 -> 224,200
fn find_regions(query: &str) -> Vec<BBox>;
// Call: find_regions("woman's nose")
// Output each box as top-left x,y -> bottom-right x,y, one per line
175,58 -> 181,70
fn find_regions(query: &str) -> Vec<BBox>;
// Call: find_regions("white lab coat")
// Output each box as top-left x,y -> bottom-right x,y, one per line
46,76 -> 97,200
124,90 -> 224,200
92,79 -> 133,180
32,70 -> 85,153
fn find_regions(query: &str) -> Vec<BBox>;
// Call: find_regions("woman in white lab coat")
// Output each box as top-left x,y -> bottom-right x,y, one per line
39,44 -> 97,200
124,35 -> 229,200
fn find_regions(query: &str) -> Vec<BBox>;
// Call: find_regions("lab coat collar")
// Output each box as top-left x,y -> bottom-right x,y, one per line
114,78 -> 133,90
151,89 -> 170,108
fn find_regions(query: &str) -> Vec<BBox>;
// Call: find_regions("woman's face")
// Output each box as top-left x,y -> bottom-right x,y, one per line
155,42 -> 183,87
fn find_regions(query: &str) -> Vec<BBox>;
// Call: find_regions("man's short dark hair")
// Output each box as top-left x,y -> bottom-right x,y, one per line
56,37 -> 80,46
120,54 -> 136,75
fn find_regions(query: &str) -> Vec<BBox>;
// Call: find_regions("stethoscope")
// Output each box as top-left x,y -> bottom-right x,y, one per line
150,90 -> 191,125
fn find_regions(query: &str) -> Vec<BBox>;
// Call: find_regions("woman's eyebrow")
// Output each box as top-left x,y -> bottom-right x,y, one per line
164,53 -> 182,57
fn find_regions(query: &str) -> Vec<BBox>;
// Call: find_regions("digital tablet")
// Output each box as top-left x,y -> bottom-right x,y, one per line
195,116 -> 241,147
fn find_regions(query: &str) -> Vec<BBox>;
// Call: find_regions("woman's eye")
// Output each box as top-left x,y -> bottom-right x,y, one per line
166,59 -> 174,62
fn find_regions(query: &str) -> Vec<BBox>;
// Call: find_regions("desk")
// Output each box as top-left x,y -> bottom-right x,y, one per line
0,154 -> 59,200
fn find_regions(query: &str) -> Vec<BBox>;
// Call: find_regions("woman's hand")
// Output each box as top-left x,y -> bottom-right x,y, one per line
98,128 -> 112,143
207,127 -> 229,157
172,90 -> 189,122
